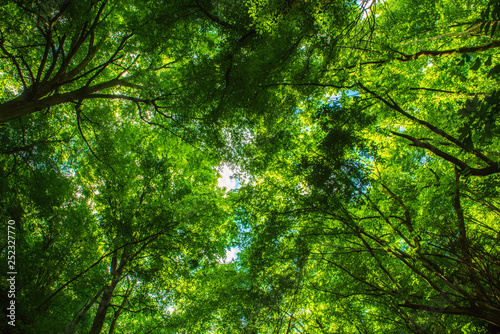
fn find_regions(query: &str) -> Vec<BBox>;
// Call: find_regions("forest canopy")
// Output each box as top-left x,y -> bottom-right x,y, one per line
1,0 -> 500,333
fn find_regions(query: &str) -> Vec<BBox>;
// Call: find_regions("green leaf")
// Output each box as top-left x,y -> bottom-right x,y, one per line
494,3 -> 500,20
457,108 -> 471,118
470,58 -> 481,71
491,21 -> 498,37
485,55 -> 492,67
487,64 -> 500,78
485,22 -> 491,35
464,135 -> 474,150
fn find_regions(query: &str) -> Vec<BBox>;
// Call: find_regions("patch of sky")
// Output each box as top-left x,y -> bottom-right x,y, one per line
216,165 -> 246,263
327,90 -> 360,104
418,155 -> 428,166
399,238 -> 410,252
357,0 -> 378,18
422,59 -> 434,73
61,165 -> 75,178
221,216 -> 255,264
217,164 -> 238,192
224,247 -> 239,263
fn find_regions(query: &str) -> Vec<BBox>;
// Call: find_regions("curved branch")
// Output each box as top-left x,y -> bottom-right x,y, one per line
35,227 -> 169,312
75,101 -> 118,175
358,82 -> 497,166
401,23 -> 483,45
193,0 -> 238,30
397,40 -> 500,61
391,131 -> 500,176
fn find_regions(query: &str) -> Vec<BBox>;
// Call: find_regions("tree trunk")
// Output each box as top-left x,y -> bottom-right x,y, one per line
89,278 -> 120,334
67,286 -> 105,334
0,78 -> 128,123
89,254 -> 126,334
108,292 -> 129,334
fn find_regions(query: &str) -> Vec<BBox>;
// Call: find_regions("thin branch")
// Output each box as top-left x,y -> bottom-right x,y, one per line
67,286 -> 106,334
409,87 -> 485,96
401,23 -> 483,45
397,40 -> 500,61
36,227 -> 168,312
391,131 -> 500,176
75,101 -> 118,175
0,38 -> 28,89
193,0 -> 238,30
1,139 -> 65,155
358,82 -> 497,166
110,304 -> 155,314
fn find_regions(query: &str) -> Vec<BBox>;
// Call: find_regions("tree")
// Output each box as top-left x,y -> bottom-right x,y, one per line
3,0 -> 500,332
1,97 -> 235,332
230,92 -> 500,332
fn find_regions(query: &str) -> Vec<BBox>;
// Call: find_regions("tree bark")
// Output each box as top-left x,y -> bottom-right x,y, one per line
89,254 -> 126,334
397,40 -> 500,61
89,278 -> 120,334
67,287 -> 105,334
108,291 -> 130,334
391,131 -> 500,176
0,78 -> 131,123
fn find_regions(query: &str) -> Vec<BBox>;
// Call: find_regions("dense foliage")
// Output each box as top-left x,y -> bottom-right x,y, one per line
1,0 -> 499,333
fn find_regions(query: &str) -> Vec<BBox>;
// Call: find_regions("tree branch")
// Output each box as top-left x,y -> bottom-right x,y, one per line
35,226 -> 169,312
390,131 -> 500,176
358,82 -> 497,167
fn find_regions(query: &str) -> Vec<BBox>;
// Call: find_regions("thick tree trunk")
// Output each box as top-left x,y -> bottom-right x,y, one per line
89,254 -> 126,334
0,78 -> 129,123
89,278 -> 120,334
67,286 -> 105,334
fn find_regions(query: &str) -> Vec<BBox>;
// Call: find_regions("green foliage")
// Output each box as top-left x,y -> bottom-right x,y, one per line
480,0 -> 500,36
1,0 -> 500,332
458,91 -> 500,147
